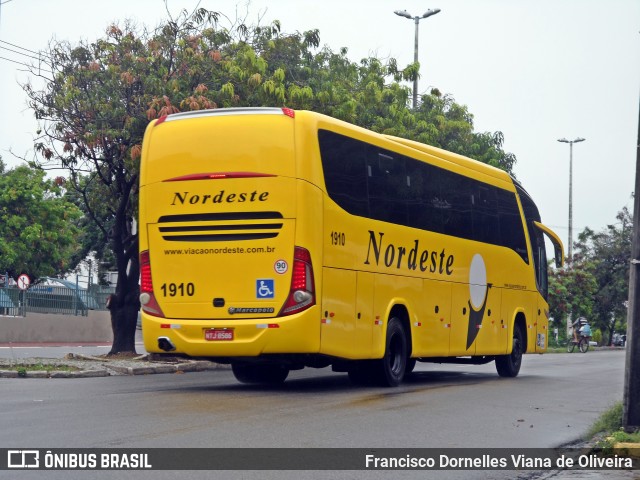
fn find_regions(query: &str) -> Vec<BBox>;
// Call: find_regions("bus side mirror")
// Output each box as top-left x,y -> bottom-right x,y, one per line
533,221 -> 564,268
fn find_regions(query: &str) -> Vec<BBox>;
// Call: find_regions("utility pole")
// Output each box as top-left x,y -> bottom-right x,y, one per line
623,95 -> 640,432
557,137 -> 585,261
394,8 -> 440,110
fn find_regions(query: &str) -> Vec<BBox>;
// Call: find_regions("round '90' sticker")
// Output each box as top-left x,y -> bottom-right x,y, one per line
274,259 -> 288,274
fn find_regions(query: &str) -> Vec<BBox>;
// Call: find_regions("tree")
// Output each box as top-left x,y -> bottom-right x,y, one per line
0,160 -> 80,281
572,208 -> 632,344
548,260 -> 597,341
63,175 -> 116,286
23,7 -> 518,354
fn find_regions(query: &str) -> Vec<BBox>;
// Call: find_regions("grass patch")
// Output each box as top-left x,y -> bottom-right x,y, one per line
545,347 -> 567,354
588,402 -> 623,437
589,402 -> 640,453
2,363 -> 80,373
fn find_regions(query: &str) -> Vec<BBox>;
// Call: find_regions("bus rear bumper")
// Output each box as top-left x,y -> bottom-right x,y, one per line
141,308 -> 321,358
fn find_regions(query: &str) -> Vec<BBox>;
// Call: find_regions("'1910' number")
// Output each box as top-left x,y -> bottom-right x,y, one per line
161,282 -> 195,297
330,231 -> 346,246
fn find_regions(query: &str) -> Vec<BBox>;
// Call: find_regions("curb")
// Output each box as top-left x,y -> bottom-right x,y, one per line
0,360 -> 230,379
0,369 -> 111,378
610,442 -> 640,459
106,361 -> 224,376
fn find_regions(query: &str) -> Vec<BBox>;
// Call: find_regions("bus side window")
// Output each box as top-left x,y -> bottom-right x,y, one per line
438,171 -> 473,239
496,189 -> 528,263
472,185 -> 499,245
406,159 -> 443,233
367,151 -> 407,226
318,130 -> 369,217
516,184 -> 548,297
531,229 -> 548,298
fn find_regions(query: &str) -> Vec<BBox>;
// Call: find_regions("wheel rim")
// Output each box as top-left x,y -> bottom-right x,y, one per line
388,332 -> 404,377
512,335 -> 522,368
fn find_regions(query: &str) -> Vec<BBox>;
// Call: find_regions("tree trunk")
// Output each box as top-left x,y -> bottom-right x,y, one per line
107,292 -> 139,355
607,324 -> 616,347
107,178 -> 140,355
106,254 -> 140,354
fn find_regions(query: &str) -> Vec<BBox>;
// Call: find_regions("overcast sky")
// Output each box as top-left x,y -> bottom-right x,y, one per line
1,0 -> 638,251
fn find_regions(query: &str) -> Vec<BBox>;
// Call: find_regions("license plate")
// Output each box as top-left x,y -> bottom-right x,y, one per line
205,329 -> 234,341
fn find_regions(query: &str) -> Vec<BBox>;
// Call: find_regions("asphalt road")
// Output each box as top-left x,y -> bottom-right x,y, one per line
0,349 -> 627,480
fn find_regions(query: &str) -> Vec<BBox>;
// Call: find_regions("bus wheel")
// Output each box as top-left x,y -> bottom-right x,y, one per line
495,323 -> 524,378
404,358 -> 417,379
231,363 -> 289,385
373,317 -> 408,387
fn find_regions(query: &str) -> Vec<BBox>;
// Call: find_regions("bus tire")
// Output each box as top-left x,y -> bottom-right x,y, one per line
373,317 -> 408,387
231,363 -> 289,385
495,323 -> 524,378
404,358 -> 417,378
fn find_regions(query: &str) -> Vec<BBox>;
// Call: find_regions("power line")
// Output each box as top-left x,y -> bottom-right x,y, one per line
0,39 -> 53,74
0,54 -> 29,66
0,39 -> 52,59
0,55 -> 52,74
0,44 -> 43,62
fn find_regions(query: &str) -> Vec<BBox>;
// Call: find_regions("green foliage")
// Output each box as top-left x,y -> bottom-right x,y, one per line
548,207 -> 632,346
589,402 -> 623,436
548,262 -> 597,329
0,166 -> 80,280
63,176 -> 115,285
574,208 -> 632,344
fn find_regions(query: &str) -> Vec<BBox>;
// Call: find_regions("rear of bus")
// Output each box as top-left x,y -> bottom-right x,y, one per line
139,108 -> 322,366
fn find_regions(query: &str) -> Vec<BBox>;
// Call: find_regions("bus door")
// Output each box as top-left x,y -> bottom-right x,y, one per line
320,269 -> 374,359
415,279 -> 451,357
474,287 -> 504,355
450,283 -> 475,356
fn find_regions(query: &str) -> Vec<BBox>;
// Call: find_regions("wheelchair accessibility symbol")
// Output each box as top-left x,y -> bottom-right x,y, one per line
256,279 -> 275,299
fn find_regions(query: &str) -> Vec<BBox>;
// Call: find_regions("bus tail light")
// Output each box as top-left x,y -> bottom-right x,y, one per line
139,250 -> 165,318
281,107 -> 295,118
279,247 -> 315,316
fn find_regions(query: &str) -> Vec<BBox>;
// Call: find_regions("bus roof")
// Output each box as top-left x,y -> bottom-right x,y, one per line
382,134 -> 513,184
151,107 -> 516,189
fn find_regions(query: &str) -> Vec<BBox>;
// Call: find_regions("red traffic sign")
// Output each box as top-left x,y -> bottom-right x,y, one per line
17,274 -> 30,290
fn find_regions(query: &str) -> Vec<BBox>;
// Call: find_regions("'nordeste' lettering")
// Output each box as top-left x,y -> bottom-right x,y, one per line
171,190 -> 269,205
364,230 -> 454,275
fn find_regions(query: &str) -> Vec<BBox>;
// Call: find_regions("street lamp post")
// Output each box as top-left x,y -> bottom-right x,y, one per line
394,8 -> 440,110
557,137 -> 585,261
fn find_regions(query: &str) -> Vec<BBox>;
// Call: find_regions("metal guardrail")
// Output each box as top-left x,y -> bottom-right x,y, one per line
0,284 -> 115,317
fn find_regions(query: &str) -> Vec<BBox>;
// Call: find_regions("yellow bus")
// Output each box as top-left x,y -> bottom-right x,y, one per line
139,107 -> 563,387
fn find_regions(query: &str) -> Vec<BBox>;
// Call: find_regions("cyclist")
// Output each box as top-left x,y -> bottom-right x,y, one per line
571,317 -> 587,342
579,321 -> 592,339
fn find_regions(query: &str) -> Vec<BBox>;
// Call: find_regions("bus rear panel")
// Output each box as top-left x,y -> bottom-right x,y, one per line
139,108 -> 322,358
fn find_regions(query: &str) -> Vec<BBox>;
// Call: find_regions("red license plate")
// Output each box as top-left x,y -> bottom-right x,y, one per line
205,329 -> 234,341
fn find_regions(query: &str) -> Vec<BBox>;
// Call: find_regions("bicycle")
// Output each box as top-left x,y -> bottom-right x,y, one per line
566,335 -> 590,353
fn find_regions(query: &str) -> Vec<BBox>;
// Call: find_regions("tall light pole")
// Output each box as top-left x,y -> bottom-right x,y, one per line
557,137 -> 585,261
394,8 -> 440,110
